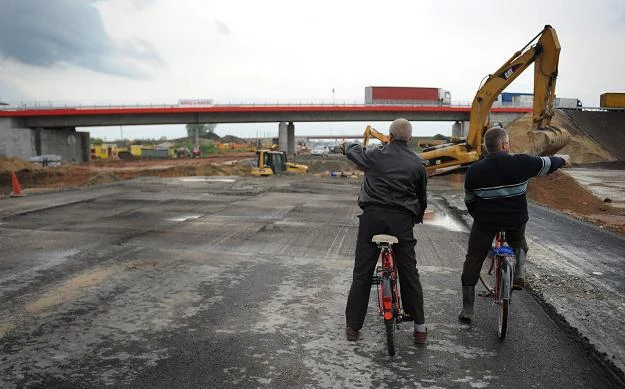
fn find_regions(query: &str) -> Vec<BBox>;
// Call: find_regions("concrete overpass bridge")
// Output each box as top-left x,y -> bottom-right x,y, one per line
0,103 -> 530,162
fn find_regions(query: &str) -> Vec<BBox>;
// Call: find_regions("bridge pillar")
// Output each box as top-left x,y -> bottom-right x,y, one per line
278,122 -> 288,152
287,122 -> 295,158
0,118 -> 89,162
452,121 -> 463,138
451,121 -> 471,138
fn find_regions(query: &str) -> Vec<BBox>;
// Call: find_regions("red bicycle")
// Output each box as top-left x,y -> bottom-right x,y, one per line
479,230 -> 516,339
371,234 -> 411,356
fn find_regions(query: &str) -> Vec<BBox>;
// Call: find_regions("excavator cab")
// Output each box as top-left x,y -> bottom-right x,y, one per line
251,150 -> 308,176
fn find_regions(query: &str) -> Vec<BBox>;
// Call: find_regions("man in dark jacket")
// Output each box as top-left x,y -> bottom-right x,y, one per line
459,126 -> 568,322
343,118 -> 428,344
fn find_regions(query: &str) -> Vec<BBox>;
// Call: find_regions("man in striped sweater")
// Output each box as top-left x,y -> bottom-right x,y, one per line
459,126 -> 568,322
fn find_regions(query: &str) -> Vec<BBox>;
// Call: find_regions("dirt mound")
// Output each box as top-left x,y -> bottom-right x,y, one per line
0,154 -> 258,194
528,170 -> 625,235
0,157 -> 40,173
220,135 -> 248,144
201,132 -> 221,141
87,172 -> 122,186
507,111 -> 615,164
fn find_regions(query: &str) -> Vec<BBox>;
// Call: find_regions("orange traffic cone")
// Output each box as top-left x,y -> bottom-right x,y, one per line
10,172 -> 25,197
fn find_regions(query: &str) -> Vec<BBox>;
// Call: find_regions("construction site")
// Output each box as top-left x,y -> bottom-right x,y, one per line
2,110 -> 625,235
1,109 -> 625,388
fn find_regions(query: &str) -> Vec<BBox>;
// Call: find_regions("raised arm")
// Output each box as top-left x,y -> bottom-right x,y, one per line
344,142 -> 375,170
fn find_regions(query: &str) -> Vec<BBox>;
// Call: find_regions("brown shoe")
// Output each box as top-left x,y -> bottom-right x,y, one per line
513,277 -> 525,290
345,327 -> 359,341
414,328 -> 427,344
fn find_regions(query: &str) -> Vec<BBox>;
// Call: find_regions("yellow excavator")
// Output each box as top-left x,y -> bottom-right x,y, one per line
363,25 -> 571,174
251,150 -> 309,176
420,24 -> 570,173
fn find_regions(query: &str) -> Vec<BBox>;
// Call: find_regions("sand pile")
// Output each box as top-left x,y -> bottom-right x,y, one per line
507,110 -> 616,164
0,157 -> 40,173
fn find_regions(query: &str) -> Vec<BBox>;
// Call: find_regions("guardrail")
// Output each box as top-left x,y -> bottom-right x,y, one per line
0,99 -> 479,111
0,99 -> 615,112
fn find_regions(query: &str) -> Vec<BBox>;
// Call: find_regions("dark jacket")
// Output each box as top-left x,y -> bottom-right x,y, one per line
345,140 -> 427,221
464,152 -> 566,228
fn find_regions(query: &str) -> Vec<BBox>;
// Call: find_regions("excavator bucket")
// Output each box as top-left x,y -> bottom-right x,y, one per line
527,125 -> 571,156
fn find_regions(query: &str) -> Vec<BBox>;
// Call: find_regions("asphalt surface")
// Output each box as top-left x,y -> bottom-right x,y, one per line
0,175 -> 623,388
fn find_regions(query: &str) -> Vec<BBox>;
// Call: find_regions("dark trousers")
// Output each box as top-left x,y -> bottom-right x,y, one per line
345,210 -> 424,329
461,221 -> 528,286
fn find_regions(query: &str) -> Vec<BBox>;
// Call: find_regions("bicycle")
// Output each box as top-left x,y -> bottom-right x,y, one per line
478,230 -> 516,339
370,234 -> 412,356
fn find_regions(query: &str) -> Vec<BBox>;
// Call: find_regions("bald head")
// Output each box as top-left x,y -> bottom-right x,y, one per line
389,118 -> 412,141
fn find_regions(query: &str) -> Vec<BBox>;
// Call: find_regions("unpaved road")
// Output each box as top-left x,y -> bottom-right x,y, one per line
0,175 -> 623,388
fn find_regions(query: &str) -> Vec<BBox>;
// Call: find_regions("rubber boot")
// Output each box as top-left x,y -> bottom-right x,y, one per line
458,285 -> 475,322
514,249 -> 526,290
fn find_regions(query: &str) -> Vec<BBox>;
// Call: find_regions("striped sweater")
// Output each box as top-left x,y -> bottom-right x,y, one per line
464,151 -> 566,228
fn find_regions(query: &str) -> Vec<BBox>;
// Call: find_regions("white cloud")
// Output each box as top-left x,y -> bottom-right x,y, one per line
1,0 -> 624,139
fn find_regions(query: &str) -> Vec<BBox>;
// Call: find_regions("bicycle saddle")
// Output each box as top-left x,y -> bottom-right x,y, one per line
372,234 -> 399,244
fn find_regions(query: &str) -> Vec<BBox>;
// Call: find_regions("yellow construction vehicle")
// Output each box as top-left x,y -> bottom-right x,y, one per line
363,125 -> 389,146
363,126 -> 451,148
251,150 -> 308,176
419,24 -> 570,174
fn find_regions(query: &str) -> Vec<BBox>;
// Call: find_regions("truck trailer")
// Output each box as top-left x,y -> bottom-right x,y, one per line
554,97 -> 582,109
600,93 -> 625,109
364,86 -> 451,105
496,92 -> 534,106
496,92 -> 581,109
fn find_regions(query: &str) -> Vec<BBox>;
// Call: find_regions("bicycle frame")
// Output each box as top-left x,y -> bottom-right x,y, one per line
481,231 -> 515,300
376,245 -> 401,321
371,234 -> 404,356
480,230 -> 516,339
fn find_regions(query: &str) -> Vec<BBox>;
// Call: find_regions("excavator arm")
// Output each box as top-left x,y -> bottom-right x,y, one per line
363,125 -> 389,146
466,24 -> 569,154
420,25 -> 570,174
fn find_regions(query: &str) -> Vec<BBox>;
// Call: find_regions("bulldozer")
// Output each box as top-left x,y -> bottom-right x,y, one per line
251,150 -> 308,176
419,25 -> 570,174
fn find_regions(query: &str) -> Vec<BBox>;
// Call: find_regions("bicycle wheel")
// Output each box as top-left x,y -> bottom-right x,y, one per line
498,296 -> 509,339
479,254 -> 496,296
382,276 -> 396,356
497,264 -> 511,340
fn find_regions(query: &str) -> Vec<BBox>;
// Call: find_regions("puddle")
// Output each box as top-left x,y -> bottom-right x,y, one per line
166,215 -> 202,222
422,209 -> 465,231
180,178 -> 236,183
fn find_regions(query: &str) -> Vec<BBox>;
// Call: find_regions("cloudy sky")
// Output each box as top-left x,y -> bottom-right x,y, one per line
1,0 -> 624,140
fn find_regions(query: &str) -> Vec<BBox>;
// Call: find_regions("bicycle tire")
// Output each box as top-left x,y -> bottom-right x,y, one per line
498,298 -> 509,339
497,263 -> 511,339
479,255 -> 496,295
382,277 -> 396,356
